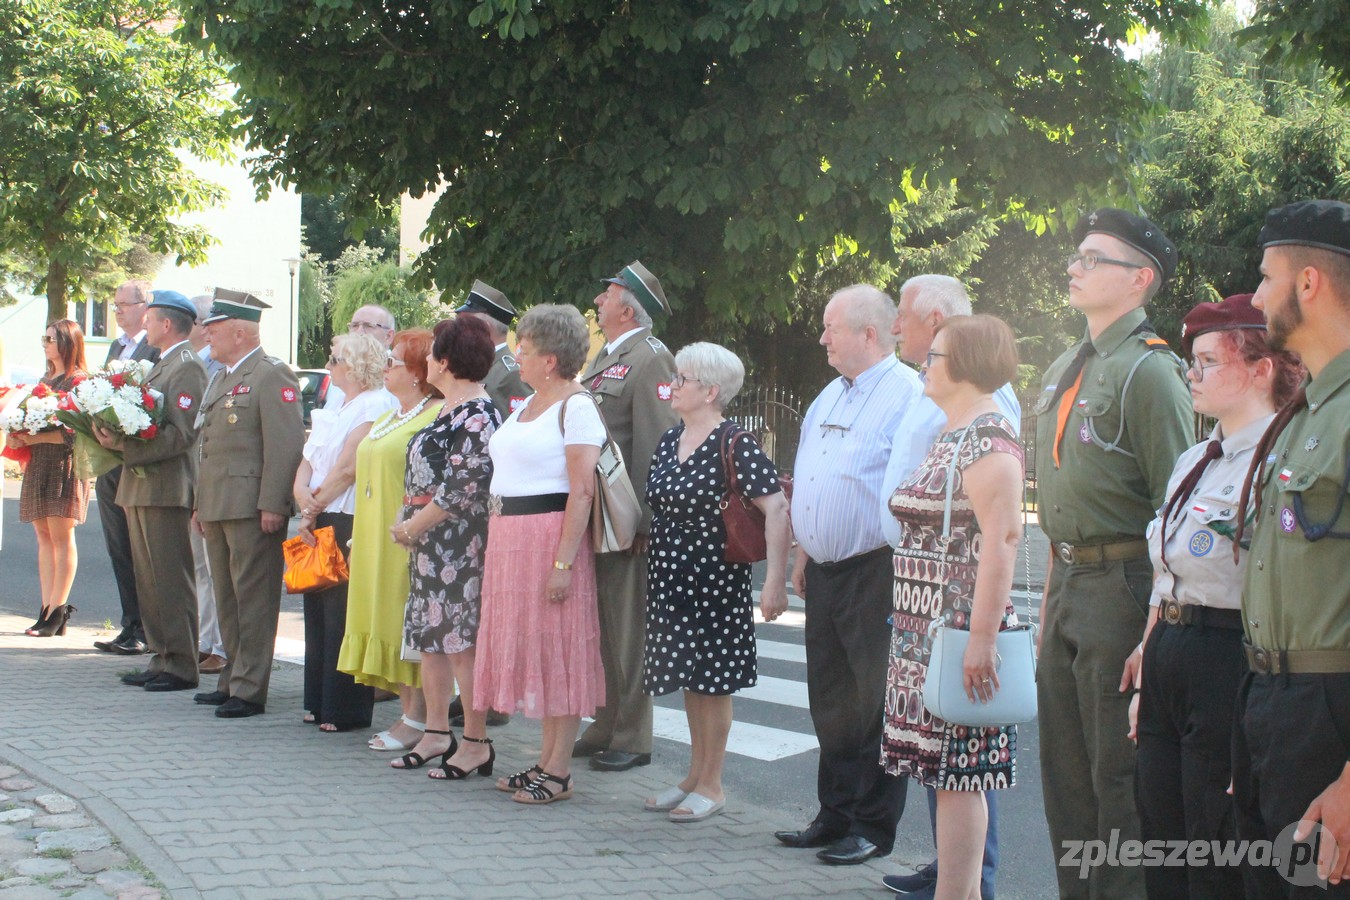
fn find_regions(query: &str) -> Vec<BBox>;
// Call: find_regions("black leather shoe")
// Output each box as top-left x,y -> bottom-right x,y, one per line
817,835 -> 886,865
215,697 -> 265,718
589,750 -> 651,771
120,670 -> 158,686
774,822 -> 846,849
194,690 -> 230,706
109,634 -> 148,655
144,673 -> 197,692
572,738 -> 606,759
94,630 -> 132,653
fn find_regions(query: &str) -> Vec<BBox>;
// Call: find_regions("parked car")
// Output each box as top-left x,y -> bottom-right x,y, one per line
294,368 -> 330,429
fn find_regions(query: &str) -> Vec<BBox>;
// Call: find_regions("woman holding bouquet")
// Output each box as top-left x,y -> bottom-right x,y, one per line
7,320 -> 90,636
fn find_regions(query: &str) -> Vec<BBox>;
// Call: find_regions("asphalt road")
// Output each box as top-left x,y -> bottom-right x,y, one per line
0,477 -> 1059,897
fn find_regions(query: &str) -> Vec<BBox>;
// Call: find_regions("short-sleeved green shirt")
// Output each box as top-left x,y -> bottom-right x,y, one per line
1034,307 -> 1194,545
1243,349 -> 1350,651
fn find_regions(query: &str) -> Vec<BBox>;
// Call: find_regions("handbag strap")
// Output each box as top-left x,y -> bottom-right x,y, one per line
557,390 -> 618,450
941,420 -> 978,537
718,422 -> 748,500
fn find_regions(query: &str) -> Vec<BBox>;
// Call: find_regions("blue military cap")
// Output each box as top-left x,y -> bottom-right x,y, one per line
1073,208 -> 1177,282
147,290 -> 198,319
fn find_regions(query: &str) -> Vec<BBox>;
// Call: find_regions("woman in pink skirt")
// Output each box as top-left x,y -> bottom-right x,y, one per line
474,304 -> 606,805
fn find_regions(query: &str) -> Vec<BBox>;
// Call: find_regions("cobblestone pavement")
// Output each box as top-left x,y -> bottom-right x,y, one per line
1,614 -> 902,899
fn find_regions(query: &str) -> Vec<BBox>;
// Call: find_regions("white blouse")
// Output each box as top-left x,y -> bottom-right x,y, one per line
303,389 -> 393,515
489,393 -> 606,497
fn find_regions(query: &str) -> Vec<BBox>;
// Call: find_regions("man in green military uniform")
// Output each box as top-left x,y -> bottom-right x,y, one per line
96,290 -> 208,692
190,289 -> 306,719
1033,208 -> 1194,898
454,280 -> 531,417
1234,199 -> 1350,897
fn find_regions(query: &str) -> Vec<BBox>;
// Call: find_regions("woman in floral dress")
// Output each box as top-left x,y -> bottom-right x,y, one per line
882,316 -> 1024,900
389,315 -> 501,778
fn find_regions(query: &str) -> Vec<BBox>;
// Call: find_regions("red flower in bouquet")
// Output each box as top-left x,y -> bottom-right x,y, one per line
31,382 -> 50,399
109,374 -> 126,388
141,424 -> 159,440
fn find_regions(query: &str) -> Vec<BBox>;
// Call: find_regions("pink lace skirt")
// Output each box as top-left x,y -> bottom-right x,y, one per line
472,511 -> 604,718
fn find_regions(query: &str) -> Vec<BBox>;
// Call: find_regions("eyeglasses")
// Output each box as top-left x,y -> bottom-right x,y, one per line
328,355 -> 346,367
924,350 -> 947,368
41,335 -> 56,345
113,301 -> 145,311
1187,358 -> 1234,382
350,321 -> 391,333
384,355 -> 406,369
672,373 -> 704,388
1067,253 -> 1145,272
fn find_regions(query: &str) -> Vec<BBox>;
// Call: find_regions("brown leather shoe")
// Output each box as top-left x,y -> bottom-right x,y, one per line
199,654 -> 227,674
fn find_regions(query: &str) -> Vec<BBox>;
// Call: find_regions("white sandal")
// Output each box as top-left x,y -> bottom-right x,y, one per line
368,716 -> 426,752
669,792 -> 724,823
643,786 -> 688,812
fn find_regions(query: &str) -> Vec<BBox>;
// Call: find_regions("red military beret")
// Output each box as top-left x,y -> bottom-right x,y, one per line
1180,293 -> 1265,358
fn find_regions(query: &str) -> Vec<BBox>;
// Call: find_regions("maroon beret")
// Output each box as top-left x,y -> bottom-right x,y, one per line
1180,293 -> 1265,358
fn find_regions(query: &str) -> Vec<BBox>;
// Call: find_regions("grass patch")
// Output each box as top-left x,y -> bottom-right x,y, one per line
594,848 -> 626,857
41,847 -> 74,860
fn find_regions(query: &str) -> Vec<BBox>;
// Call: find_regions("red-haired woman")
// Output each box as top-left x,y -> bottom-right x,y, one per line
6,320 -> 90,636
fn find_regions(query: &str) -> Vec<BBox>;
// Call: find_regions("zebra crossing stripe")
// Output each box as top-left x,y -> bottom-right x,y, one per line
653,706 -> 818,761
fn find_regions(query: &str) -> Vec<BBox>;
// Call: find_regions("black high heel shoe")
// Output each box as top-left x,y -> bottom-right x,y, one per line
390,729 -> 458,770
27,606 -> 51,633
28,605 -> 75,638
432,735 -> 494,780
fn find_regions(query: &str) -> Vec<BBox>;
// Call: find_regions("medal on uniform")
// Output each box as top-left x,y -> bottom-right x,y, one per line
1306,437 -> 1320,451
225,397 -> 235,409
227,413 -> 238,424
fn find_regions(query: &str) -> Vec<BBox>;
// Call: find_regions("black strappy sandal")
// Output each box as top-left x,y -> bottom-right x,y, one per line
431,735 -> 495,781
390,729 -> 458,770
512,771 -> 573,805
495,764 -> 543,793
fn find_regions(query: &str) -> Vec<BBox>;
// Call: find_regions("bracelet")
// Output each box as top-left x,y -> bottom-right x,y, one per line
553,560 -> 573,571
402,526 -> 414,542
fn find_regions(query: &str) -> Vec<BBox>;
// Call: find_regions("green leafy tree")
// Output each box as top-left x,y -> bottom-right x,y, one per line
1241,0 -> 1350,100
0,0 -> 236,320
330,261 -> 445,335
301,190 -> 400,264
180,0 -> 1206,350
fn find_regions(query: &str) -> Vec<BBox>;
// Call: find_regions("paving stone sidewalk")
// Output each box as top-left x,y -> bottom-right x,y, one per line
1,614 -> 903,899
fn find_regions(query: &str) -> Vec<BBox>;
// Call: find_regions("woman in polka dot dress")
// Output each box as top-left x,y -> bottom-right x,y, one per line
642,342 -> 792,823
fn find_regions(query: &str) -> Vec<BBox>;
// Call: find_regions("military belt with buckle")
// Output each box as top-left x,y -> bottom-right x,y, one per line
1157,599 -> 1242,631
1052,538 -> 1148,566
1244,642 -> 1350,675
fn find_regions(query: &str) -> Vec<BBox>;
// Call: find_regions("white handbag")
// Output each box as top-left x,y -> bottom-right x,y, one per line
920,421 -> 1039,727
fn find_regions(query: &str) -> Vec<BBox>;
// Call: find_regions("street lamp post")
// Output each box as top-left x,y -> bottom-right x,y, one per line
284,257 -> 301,364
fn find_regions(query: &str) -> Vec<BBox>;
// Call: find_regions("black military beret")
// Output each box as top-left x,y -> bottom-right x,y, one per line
1180,293 -> 1265,358
1257,199 -> 1350,257
1073,208 -> 1177,282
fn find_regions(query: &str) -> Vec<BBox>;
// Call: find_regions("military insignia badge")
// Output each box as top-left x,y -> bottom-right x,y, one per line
657,383 -> 672,401
281,387 -> 297,403
1306,437 -> 1320,451
509,396 -> 526,413
601,364 -> 631,380
177,393 -> 194,410
1280,507 -> 1297,533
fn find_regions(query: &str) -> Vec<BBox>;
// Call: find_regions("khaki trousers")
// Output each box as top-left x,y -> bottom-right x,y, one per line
126,505 -> 198,682
202,517 -> 285,706
579,550 -> 653,754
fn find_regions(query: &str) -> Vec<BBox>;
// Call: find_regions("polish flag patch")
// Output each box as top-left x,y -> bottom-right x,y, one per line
1278,468 -> 1293,483
657,383 -> 672,401
177,392 -> 194,410
281,387 -> 297,403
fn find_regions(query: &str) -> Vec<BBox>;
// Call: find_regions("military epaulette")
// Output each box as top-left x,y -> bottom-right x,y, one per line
264,356 -> 286,366
644,336 -> 667,354
179,348 -> 196,362
502,355 -> 519,370
1142,336 -> 1172,351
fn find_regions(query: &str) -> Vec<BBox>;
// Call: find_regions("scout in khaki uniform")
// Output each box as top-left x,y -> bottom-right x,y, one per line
573,261 -> 678,771
96,290 -> 209,692
1032,208 -> 1194,899
191,289 -> 305,719
454,280 -> 531,417
1233,200 -> 1350,898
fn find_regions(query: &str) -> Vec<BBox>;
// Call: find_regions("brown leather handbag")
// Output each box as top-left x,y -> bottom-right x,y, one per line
282,526 -> 350,594
719,425 -> 792,564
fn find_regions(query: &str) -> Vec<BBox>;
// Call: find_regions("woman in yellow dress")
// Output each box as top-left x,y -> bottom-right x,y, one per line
338,329 -> 441,751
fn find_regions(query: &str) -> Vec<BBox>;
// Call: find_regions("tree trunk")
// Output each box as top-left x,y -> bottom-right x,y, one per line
45,258 -> 68,323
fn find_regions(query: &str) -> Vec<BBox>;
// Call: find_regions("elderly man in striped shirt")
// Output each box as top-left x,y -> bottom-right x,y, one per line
775,284 -> 921,865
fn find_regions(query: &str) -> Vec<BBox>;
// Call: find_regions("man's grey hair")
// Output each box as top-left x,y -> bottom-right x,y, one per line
830,284 -> 897,349
190,294 -> 213,325
902,275 -> 972,320
616,286 -> 653,329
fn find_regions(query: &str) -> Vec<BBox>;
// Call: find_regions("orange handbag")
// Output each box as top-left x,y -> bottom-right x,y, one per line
282,526 -> 350,594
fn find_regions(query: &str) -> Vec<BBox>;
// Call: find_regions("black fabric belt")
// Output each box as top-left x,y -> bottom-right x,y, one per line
1052,538 -> 1149,566
498,493 -> 569,516
1157,599 -> 1242,631
1244,642 -> 1350,675
814,544 -> 892,574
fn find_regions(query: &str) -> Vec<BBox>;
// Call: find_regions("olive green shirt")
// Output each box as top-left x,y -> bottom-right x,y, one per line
1034,307 -> 1194,545
1243,349 -> 1350,652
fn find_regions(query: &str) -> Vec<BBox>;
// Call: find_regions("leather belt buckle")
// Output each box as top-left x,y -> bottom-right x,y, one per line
1055,542 -> 1076,565
1162,600 -> 1182,625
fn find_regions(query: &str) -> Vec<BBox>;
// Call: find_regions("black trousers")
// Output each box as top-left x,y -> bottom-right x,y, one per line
1233,672 -> 1350,899
96,466 -> 141,640
1136,617 -> 1246,900
803,545 -> 907,852
302,513 -> 373,729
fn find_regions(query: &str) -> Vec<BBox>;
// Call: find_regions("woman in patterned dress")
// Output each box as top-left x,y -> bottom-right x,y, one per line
7,320 -> 90,637
882,316 -> 1023,900
388,315 -> 501,777
641,342 -> 791,822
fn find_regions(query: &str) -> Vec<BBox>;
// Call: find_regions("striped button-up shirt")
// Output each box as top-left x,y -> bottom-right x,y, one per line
792,355 -> 920,563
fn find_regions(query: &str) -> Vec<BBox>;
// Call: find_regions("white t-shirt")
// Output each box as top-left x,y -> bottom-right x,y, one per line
490,393 -> 606,496
303,389 -> 392,515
